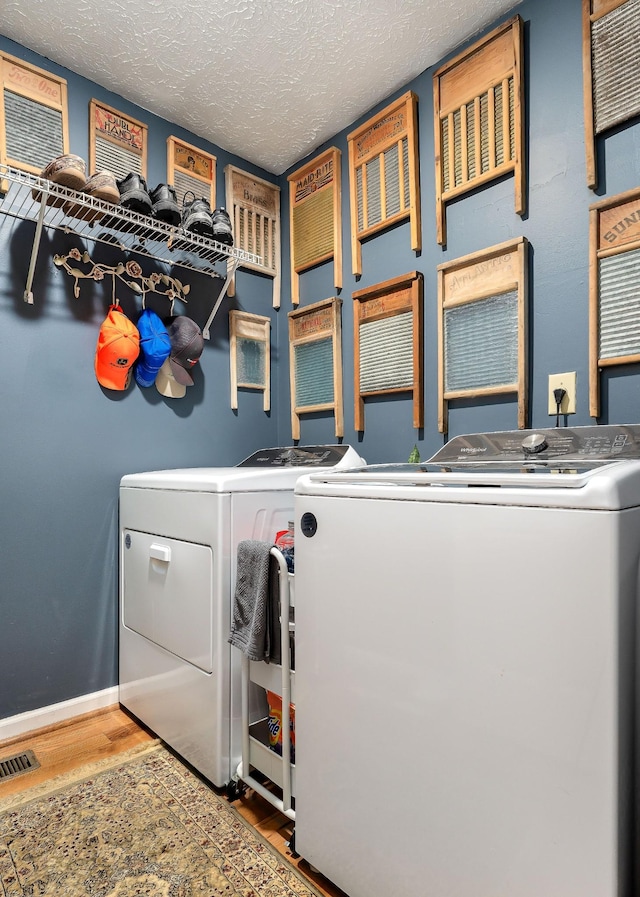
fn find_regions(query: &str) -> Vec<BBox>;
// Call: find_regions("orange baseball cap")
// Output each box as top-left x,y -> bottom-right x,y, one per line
94,304 -> 140,390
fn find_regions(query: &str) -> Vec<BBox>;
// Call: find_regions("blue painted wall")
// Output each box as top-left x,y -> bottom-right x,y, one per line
0,37 -> 280,717
276,0 -> 640,463
2,0 -> 640,719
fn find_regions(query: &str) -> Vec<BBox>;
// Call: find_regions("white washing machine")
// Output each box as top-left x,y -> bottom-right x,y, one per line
293,425 -> 640,897
118,444 -> 363,787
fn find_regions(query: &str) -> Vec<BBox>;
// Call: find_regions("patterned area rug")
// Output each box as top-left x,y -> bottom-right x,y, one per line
0,742 -> 321,896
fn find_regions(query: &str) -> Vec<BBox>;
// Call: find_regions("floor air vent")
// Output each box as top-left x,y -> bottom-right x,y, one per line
0,749 -> 40,781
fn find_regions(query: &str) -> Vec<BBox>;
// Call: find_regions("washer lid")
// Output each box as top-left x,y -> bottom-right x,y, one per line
120,444 -> 365,491
294,426 -> 640,509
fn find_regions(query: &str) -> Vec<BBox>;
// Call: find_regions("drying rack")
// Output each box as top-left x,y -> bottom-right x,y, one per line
0,164 -> 261,338
233,546 -> 296,821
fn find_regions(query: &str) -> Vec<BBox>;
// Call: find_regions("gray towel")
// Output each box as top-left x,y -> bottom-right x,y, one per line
267,553 -> 282,666
229,540 -> 281,664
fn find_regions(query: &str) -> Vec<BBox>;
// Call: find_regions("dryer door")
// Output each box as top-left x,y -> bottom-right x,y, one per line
122,529 -> 213,673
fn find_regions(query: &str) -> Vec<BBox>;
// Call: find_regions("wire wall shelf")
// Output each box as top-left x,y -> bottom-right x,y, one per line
0,164 -> 262,337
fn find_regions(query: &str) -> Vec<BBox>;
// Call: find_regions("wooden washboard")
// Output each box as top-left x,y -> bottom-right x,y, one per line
437,237 -> 528,433
0,52 -> 69,180
89,99 -> 147,180
288,148 -> 342,306
347,91 -> 421,276
433,16 -> 525,246
353,272 -> 424,432
229,310 -> 271,411
583,0 -> 640,189
288,297 -> 343,439
168,136 -> 215,208
589,187 -> 640,416
225,164 -> 280,306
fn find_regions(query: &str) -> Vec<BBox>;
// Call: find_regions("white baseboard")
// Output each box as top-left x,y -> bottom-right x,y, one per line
0,687 -> 119,743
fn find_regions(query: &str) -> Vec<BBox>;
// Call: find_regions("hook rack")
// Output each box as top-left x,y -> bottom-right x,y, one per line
53,248 -> 191,311
0,164 -> 262,338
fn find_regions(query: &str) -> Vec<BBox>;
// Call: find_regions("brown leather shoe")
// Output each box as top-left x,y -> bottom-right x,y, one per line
64,170 -> 120,222
32,153 -> 87,205
84,171 -> 120,204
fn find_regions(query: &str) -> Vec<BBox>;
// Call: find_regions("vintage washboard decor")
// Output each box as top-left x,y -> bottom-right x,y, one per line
168,136 -> 215,208
225,164 -> 280,306
437,237 -> 528,434
433,16 -> 525,246
229,310 -> 271,412
89,99 -> 147,180
583,0 -> 640,189
589,187 -> 640,417
288,148 -> 342,306
353,272 -> 424,432
347,91 -> 421,276
288,297 -> 343,439
0,52 -> 69,177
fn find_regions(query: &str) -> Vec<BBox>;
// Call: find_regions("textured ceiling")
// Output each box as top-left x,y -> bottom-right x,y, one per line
2,0 -> 520,175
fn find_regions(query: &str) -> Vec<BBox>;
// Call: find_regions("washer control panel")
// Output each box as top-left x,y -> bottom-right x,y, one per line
237,444 -> 363,468
430,425 -> 640,466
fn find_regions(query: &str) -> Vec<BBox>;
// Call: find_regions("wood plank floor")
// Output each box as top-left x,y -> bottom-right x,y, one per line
0,704 -> 347,897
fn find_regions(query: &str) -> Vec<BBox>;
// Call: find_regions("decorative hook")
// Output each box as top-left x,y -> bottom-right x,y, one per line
53,247 -> 191,306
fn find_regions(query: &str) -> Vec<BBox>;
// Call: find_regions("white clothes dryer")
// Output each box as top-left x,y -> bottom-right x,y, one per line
293,425 -> 640,897
118,444 -> 363,787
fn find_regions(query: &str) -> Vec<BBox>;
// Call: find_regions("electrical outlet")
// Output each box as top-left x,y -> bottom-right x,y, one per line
548,371 -> 576,415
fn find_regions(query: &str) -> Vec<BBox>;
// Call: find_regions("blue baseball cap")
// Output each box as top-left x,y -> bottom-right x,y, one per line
134,309 -> 171,388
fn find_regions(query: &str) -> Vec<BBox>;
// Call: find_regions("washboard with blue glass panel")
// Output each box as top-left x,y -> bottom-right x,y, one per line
288,297 -> 343,439
229,310 -> 271,412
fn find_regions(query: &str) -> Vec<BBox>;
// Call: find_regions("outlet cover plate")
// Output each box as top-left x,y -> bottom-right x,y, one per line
548,371 -> 576,414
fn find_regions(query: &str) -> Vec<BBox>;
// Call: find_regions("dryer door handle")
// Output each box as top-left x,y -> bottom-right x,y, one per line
149,543 -> 171,563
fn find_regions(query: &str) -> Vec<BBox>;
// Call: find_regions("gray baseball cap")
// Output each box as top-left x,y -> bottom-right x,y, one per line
166,316 -> 204,385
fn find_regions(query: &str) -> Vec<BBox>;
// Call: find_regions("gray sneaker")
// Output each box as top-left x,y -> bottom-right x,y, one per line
182,191 -> 214,237
212,207 -> 233,245
116,172 -> 152,215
